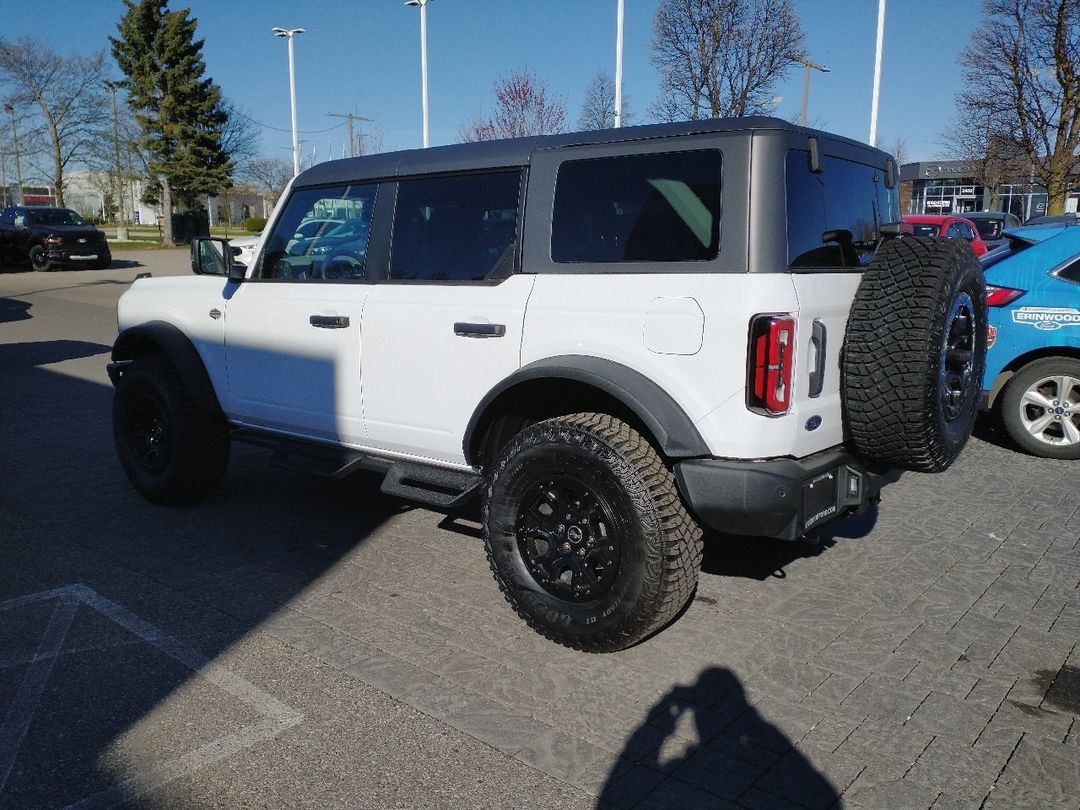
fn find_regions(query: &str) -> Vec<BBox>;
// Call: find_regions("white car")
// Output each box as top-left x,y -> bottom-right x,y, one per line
109,118 -> 986,651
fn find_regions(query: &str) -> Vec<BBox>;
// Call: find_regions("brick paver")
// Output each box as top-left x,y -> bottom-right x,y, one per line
1,257 -> 1077,809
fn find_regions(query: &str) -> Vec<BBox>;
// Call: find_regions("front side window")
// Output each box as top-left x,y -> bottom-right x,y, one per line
787,151 -> 897,268
257,183 -> 377,281
551,150 -> 721,263
390,171 -> 521,282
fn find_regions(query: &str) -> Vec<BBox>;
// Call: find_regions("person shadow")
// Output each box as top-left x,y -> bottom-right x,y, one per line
597,667 -> 840,809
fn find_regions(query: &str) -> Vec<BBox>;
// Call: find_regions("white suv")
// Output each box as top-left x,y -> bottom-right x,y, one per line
109,118 -> 986,651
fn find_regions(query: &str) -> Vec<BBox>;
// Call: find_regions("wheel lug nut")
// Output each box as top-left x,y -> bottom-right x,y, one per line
562,542 -> 571,552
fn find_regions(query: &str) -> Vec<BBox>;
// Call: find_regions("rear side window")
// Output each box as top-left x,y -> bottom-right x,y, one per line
1057,254 -> 1080,283
787,151 -> 896,268
551,150 -> 721,263
390,171 -> 521,282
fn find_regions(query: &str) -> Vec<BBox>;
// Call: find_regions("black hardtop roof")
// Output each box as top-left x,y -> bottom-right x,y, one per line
293,116 -> 886,188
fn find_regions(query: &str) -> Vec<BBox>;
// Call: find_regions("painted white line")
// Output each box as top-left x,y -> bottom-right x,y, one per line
0,584 -> 303,808
0,595 -> 78,792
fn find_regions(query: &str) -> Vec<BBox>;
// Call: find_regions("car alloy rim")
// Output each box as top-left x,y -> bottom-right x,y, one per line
1019,374 -> 1080,446
515,475 -> 621,602
130,393 -> 171,473
939,291 -> 977,422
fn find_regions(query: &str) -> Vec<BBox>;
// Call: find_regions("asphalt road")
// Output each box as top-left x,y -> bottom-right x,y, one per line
1,251 -> 1078,810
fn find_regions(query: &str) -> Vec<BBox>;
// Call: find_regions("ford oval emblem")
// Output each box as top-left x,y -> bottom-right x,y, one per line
805,415 -> 822,431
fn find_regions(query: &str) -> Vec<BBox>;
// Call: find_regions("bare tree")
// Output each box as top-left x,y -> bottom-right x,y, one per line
0,37 -> 108,206
578,71 -> 633,130
460,69 -> 567,142
958,0 -> 1080,216
650,0 -> 806,122
220,99 -> 261,181
938,106 -> 1025,211
241,156 -> 293,210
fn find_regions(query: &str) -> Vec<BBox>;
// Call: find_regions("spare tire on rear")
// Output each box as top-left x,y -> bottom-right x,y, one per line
842,236 -> 986,472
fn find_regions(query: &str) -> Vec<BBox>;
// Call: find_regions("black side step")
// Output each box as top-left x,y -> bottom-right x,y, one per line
381,463 -> 483,508
267,441 -> 387,479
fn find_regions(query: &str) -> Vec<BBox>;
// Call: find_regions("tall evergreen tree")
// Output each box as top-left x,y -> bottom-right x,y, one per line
111,0 -> 232,246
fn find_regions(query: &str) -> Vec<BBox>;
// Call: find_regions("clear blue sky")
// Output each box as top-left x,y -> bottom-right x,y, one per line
8,0 -> 981,166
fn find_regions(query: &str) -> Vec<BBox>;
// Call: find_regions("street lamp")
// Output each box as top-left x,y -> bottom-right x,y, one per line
272,27 -> 305,176
869,0 -> 886,145
614,0 -> 624,128
4,103 -> 24,205
104,80 -> 127,235
405,0 -> 432,148
799,59 -> 829,127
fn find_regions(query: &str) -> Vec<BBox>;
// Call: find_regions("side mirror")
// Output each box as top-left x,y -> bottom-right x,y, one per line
190,236 -> 245,281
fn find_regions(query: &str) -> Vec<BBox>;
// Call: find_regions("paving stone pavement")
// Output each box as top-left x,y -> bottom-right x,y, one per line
1,255 -> 1078,809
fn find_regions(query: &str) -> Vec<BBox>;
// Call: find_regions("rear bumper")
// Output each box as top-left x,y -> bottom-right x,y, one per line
674,447 -> 894,541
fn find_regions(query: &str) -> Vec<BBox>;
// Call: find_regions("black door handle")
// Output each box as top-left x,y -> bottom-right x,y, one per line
310,315 -> 350,329
808,319 -> 827,398
454,322 -> 506,338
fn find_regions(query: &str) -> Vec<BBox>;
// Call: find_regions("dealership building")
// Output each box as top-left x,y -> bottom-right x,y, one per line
900,160 -> 1080,219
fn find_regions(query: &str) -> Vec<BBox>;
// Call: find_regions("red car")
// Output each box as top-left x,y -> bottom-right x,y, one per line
900,214 -> 989,256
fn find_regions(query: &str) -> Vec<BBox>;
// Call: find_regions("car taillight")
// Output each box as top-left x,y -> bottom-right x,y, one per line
986,285 -> 1025,306
747,314 -> 795,415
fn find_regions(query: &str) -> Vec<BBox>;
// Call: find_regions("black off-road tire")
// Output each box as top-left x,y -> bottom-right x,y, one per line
483,413 -> 703,653
29,245 -> 52,271
1000,357 -> 1080,459
113,356 -> 230,504
842,236 -> 987,472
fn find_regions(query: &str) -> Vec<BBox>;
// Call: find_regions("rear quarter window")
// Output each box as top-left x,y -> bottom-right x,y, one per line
550,150 -> 721,263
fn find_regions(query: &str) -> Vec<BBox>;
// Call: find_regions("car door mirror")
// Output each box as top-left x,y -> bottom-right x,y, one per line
190,236 -> 244,281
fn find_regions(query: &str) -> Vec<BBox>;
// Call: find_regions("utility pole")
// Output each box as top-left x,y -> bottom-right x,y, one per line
105,80 -> 127,237
327,113 -> 373,158
5,104 -> 23,206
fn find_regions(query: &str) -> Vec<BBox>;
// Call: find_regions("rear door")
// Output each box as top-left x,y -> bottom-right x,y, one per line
359,170 -> 532,465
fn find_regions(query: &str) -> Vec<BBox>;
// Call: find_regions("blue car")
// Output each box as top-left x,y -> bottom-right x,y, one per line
980,217 -> 1080,458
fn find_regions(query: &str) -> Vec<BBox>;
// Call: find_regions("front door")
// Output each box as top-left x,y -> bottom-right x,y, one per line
360,170 -> 532,466
221,181 -> 379,446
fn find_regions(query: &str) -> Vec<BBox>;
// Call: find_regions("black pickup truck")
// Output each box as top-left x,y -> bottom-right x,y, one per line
0,205 -> 112,270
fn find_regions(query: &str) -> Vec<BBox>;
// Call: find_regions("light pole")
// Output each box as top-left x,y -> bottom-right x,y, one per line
799,59 -> 829,127
105,80 -> 127,236
272,27 -> 305,176
869,0 -> 886,145
405,0 -> 432,148
5,104 -> 23,206
614,0 -> 624,127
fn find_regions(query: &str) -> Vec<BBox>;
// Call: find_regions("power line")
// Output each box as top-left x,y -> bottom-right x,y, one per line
231,108 -> 345,136
327,112 -> 373,157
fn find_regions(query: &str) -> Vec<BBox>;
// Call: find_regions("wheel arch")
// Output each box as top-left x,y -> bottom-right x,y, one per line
111,321 -> 223,418
464,355 -> 710,468
986,346 -> 1080,410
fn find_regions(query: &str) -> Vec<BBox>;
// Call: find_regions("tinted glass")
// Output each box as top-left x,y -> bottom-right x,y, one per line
551,151 -> 721,263
1057,255 -> 1080,283
787,151 -> 897,268
390,171 -> 520,282
258,184 -> 377,281
908,223 -> 942,238
971,218 -> 1003,240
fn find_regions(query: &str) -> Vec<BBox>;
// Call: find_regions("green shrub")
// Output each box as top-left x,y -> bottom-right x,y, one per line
243,216 -> 267,233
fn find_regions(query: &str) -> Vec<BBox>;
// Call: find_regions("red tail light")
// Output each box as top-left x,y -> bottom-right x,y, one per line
986,285 -> 1025,307
747,315 -> 795,415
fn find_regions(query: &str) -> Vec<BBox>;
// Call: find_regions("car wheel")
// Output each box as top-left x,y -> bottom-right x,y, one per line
484,413 -> 702,653
113,356 -> 230,504
29,245 -> 52,271
842,236 -> 987,472
1000,358 -> 1080,459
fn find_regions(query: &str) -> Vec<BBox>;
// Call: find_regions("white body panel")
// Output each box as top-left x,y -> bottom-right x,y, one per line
523,272 -> 852,460
360,275 -> 536,465
117,275 -> 229,387
221,281 -> 370,445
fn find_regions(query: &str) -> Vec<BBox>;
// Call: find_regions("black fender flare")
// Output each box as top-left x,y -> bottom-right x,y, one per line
464,355 -> 710,465
111,320 -> 223,418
